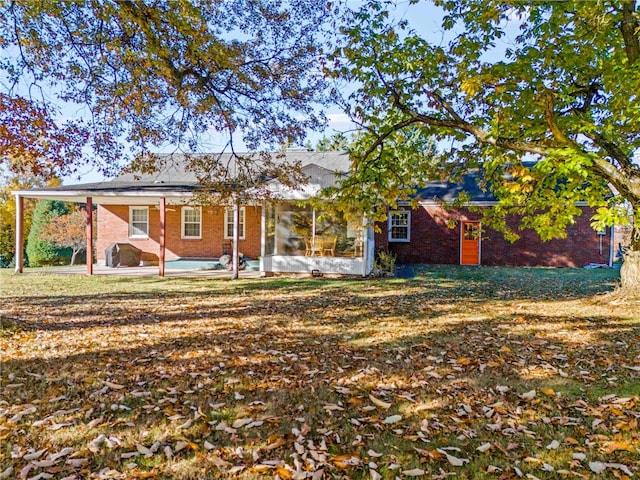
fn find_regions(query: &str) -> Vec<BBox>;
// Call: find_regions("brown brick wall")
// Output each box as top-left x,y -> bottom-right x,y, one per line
382,205 -> 612,267
374,229 -> 388,252
96,204 -> 262,263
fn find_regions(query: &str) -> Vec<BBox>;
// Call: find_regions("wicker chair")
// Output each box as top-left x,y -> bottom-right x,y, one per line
322,236 -> 337,257
352,239 -> 363,257
304,237 -> 323,256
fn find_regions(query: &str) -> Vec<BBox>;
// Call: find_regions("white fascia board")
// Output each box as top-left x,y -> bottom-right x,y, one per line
12,189 -> 194,205
12,189 -> 194,198
400,199 -> 498,207
14,182 -> 332,205
410,199 -> 592,208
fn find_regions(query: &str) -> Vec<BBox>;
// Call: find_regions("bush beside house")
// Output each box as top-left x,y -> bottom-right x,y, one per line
26,200 -> 72,266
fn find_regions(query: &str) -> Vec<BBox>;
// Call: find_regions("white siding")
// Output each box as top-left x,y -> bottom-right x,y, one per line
262,256 -> 366,276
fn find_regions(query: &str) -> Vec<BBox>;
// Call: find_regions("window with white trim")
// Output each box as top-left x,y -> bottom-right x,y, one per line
181,206 -> 202,239
224,207 -> 245,239
129,207 -> 149,238
389,210 -> 410,242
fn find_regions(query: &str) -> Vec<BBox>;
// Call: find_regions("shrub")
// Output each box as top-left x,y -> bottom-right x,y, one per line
374,249 -> 396,276
26,200 -> 71,266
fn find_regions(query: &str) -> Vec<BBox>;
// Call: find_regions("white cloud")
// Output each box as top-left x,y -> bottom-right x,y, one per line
326,113 -> 356,131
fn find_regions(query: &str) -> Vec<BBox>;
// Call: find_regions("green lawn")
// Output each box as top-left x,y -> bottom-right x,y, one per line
1,267 -> 638,479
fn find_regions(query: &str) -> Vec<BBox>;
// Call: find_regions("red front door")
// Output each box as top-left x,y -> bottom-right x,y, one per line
461,222 -> 481,265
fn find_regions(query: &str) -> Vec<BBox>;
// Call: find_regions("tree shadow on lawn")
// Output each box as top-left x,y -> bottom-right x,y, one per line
3,308 -> 637,393
2,301 -> 638,479
0,268 -> 624,333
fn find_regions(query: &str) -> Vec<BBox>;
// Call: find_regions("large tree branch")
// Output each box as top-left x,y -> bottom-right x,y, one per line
543,89 -> 638,194
386,87 -> 637,188
590,155 -> 640,200
425,90 -> 466,124
585,131 -> 634,172
544,90 -> 572,144
620,1 -> 640,65
409,111 -> 550,156
360,117 -> 426,160
373,91 -> 640,203
421,109 -> 640,201
387,83 -> 552,156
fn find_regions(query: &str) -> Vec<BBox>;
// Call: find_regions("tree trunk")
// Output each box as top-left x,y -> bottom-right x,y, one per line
70,249 -> 78,266
619,216 -> 640,292
620,250 -> 640,290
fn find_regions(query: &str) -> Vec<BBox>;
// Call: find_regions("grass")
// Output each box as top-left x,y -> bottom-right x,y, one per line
0,266 -> 639,479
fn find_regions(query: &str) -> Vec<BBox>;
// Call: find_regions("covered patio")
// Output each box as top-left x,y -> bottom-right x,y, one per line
13,152 -> 376,277
12,186 -> 190,277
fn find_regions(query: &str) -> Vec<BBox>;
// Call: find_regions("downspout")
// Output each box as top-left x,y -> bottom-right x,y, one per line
609,225 -> 615,267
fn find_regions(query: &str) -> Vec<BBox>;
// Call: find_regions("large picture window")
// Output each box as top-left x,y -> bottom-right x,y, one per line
181,207 -> 202,239
129,207 -> 149,238
224,207 -> 245,239
389,210 -> 410,242
264,203 -> 360,257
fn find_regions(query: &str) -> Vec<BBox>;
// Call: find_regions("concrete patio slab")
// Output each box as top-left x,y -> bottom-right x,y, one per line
15,265 -> 264,279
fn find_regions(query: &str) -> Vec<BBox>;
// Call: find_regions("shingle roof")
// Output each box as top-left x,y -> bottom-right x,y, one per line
414,170 -> 497,204
32,180 -> 200,194
112,151 -> 350,186
17,151 -> 352,198
17,152 -> 530,206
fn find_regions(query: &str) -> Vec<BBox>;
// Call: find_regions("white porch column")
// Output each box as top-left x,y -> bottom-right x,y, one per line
311,209 -> 316,253
260,201 -> 266,273
362,217 -> 368,277
363,217 -> 375,277
14,195 -> 24,274
609,226 -> 615,267
85,197 -> 93,275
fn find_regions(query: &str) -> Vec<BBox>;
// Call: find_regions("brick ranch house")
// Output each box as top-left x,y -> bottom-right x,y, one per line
13,152 -> 614,275
377,173 -> 614,267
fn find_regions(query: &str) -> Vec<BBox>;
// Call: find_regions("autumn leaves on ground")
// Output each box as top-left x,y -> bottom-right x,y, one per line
1,267 -> 639,480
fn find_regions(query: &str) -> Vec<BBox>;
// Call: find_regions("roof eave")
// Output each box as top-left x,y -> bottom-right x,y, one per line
12,189 -> 196,205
